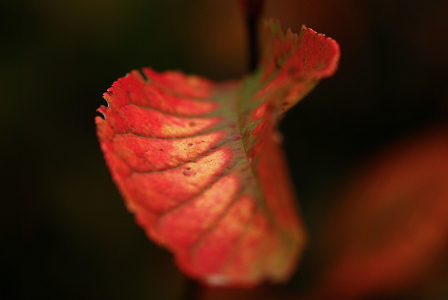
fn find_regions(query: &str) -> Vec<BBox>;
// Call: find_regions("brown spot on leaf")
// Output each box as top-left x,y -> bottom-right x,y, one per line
183,167 -> 196,177
275,60 -> 281,70
288,66 -> 298,75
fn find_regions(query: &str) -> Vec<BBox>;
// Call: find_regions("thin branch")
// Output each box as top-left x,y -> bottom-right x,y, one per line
182,278 -> 203,300
239,0 -> 265,72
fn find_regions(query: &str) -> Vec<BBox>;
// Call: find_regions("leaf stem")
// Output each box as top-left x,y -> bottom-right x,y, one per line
182,278 -> 202,300
240,0 -> 265,72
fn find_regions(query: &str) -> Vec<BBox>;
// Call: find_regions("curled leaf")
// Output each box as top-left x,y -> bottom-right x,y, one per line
96,20 -> 340,286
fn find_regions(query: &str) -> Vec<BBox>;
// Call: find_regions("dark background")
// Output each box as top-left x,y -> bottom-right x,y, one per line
3,0 -> 448,299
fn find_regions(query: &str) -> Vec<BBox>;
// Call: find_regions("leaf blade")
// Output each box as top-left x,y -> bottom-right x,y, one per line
96,20 -> 340,286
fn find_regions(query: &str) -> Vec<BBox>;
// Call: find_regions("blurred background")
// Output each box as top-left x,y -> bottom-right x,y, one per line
3,0 -> 448,299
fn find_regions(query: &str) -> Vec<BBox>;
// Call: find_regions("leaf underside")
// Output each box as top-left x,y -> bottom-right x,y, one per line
96,20 -> 340,286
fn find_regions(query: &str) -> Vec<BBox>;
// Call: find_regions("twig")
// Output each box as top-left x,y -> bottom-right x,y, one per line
182,278 -> 202,300
239,0 -> 265,72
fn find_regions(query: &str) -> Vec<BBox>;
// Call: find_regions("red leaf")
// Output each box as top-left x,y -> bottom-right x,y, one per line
96,20 -> 339,286
314,126 -> 448,299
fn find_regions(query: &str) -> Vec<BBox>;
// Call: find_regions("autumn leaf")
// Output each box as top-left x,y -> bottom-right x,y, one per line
312,125 -> 448,299
96,20 -> 340,286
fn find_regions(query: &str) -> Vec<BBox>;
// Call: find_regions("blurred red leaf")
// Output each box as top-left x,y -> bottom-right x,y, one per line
96,20 -> 339,286
314,125 -> 448,299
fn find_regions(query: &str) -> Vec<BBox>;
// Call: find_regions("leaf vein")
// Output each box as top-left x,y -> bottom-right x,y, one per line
155,161 -> 242,226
